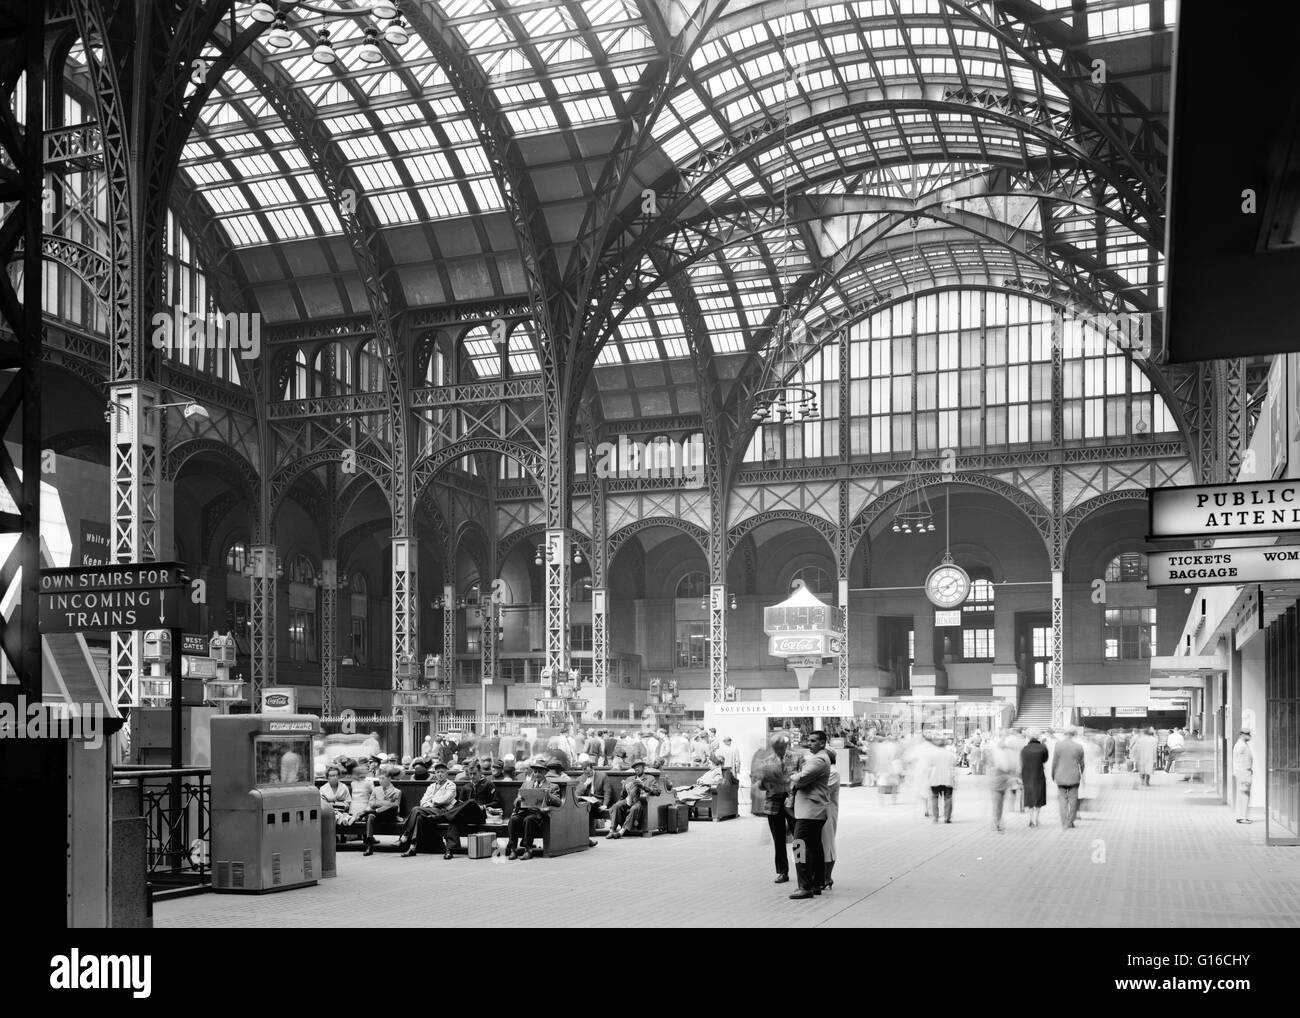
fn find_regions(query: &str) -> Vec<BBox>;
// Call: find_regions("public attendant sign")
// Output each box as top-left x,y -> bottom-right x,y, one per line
1149,479 -> 1300,539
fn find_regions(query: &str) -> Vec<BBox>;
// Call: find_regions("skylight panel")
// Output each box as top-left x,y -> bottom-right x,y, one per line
420,185 -> 470,217
265,206 -> 315,238
354,161 -> 403,191
221,215 -> 268,246
509,104 -> 559,134
625,341 -> 661,361
370,190 -> 418,224
468,178 -> 505,211
405,152 -> 454,184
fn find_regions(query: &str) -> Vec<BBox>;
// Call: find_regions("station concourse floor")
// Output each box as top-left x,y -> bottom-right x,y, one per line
155,771 -> 1300,928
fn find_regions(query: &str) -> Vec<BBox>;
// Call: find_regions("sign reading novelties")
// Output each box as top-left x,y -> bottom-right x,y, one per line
1147,543 -> 1300,587
1149,480 -> 1300,539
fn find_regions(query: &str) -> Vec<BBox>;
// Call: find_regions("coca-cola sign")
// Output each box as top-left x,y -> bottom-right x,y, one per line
769,634 -> 827,657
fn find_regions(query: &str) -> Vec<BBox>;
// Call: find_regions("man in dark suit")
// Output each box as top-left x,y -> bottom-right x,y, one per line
607,760 -> 661,838
789,730 -> 832,900
575,756 -> 612,844
1051,727 -> 1086,828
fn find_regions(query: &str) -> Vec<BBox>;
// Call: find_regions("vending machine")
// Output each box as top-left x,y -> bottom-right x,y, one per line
210,714 -> 321,893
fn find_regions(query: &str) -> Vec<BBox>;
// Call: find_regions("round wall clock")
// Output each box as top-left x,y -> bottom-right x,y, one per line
925,561 -> 970,609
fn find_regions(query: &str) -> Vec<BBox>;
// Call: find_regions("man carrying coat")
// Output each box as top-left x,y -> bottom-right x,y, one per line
789,730 -> 832,900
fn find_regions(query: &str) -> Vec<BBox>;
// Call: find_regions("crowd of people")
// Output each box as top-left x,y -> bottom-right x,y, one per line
317,723 -> 745,861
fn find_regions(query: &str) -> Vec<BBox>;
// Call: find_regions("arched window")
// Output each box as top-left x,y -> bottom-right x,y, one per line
790,566 -> 832,595
329,341 -> 353,395
746,290 -> 1179,466
676,571 -> 708,599
225,539 -> 249,574
960,571 -> 995,661
286,553 -> 317,663
462,325 -> 501,380
359,339 -> 384,392
283,349 -> 308,400
287,553 -> 316,584
1104,552 -> 1148,583
349,573 -> 368,666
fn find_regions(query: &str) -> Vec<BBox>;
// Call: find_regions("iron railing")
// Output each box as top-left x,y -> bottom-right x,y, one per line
113,766 -> 211,889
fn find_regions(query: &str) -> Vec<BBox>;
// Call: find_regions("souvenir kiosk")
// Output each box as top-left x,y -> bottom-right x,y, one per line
211,714 -> 321,893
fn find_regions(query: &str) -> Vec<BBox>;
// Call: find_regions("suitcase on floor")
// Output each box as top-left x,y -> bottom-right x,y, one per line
468,832 -> 496,858
660,803 -> 690,833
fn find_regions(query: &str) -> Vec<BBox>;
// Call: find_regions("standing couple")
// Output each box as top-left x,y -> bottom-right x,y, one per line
758,730 -> 837,900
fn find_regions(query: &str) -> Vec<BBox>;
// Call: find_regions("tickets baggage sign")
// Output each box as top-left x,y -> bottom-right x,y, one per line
1146,543 -> 1300,587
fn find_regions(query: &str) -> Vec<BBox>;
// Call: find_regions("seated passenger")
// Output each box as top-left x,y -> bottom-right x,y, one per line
395,760 -> 486,859
363,765 -> 403,856
409,758 -> 432,782
464,759 -> 498,815
505,756 -> 563,860
675,764 -> 724,809
347,761 -> 378,832
608,760 -> 662,839
575,755 -> 611,845
320,765 -> 352,832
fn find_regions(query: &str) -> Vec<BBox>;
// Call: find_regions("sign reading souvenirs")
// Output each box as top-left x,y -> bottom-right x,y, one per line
1147,544 -> 1300,587
1149,480 -> 1300,539
38,562 -> 185,633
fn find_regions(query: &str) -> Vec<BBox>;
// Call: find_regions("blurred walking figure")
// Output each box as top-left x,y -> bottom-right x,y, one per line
1233,731 -> 1255,824
1051,727 -> 1086,829
988,736 -> 1019,832
1020,731 -> 1049,828
967,730 -> 986,775
822,748 -> 841,890
1101,730 -> 1116,774
902,736 -> 933,818
1166,727 -> 1185,776
927,736 -> 957,823
757,734 -> 797,883
788,730 -> 832,900
1129,727 -> 1157,786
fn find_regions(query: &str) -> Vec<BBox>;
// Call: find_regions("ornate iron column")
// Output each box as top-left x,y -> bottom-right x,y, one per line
709,583 -> 727,703
480,598 -> 497,692
442,583 -> 456,687
0,2 -> 42,702
320,558 -> 338,716
589,465 -> 608,690
249,545 -> 277,704
543,529 -> 571,685
108,383 -> 162,719
392,537 -> 418,703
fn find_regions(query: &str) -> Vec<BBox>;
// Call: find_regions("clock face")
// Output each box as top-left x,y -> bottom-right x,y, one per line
925,563 -> 971,609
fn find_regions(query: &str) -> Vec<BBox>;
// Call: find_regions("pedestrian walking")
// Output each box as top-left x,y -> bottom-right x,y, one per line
1233,730 -> 1255,824
1130,726 -> 1157,786
927,736 -> 957,823
1020,731 -> 1049,827
1051,727 -> 1086,829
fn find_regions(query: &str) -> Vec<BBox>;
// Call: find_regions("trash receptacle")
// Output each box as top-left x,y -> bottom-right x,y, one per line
320,807 -> 337,879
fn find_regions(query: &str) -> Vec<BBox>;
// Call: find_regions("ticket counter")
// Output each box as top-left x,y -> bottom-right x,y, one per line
211,714 -> 321,893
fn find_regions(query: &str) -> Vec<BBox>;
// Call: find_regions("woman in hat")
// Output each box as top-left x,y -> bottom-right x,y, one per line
1020,731 -> 1049,827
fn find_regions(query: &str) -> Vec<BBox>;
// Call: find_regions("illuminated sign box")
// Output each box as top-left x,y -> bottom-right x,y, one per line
1146,543 -> 1300,587
1148,480 -> 1300,539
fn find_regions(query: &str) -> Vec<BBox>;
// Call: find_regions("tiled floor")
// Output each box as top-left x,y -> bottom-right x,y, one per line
155,771 -> 1300,928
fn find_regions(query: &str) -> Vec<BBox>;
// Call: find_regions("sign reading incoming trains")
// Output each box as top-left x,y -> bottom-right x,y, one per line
39,562 -> 186,633
1149,480 -> 1300,539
